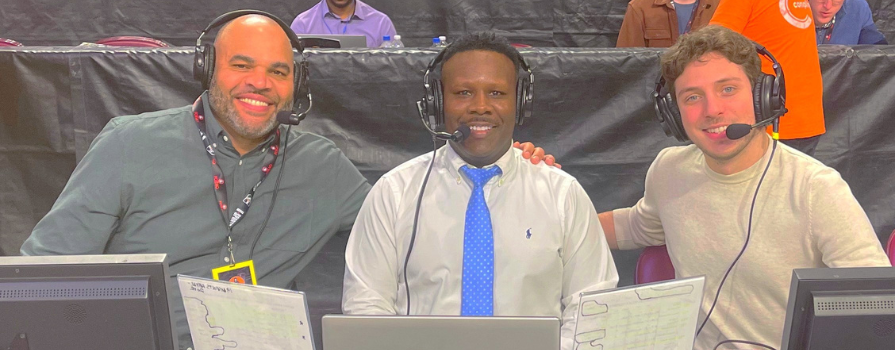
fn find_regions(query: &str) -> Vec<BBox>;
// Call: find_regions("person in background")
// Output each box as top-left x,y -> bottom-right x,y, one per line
617,0 -> 719,47
711,0 -> 826,157
810,0 -> 887,45
291,0 -> 397,47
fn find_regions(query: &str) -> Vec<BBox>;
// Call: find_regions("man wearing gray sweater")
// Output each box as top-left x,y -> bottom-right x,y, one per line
598,25 -> 890,350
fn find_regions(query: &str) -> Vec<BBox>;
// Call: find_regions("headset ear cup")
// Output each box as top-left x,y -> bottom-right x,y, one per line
421,78 -> 438,130
667,99 -> 686,142
772,72 -> 785,114
752,78 -> 763,123
752,43 -> 786,123
657,97 -> 684,141
653,82 -> 688,142
193,46 -> 205,83
769,74 -> 783,119
763,74 -> 776,123
300,60 -> 305,98
433,79 -> 445,131
202,44 -> 215,90
753,74 -> 775,124
516,74 -> 532,125
294,60 -> 309,108
516,78 -> 524,125
420,86 -> 433,128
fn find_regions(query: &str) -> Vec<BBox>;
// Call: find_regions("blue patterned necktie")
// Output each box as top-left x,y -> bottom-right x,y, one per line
459,164 -> 502,316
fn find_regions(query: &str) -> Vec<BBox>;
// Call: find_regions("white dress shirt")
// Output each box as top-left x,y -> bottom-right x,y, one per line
343,144 -> 619,350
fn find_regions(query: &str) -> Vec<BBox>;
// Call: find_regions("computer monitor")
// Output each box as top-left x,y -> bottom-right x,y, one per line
0,254 -> 177,350
781,267 -> 895,350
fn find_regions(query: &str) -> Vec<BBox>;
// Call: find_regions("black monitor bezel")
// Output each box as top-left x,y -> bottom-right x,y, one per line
781,266 -> 895,350
0,254 -> 177,350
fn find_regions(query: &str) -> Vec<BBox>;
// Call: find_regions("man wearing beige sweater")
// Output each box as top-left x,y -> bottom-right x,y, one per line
599,25 -> 890,350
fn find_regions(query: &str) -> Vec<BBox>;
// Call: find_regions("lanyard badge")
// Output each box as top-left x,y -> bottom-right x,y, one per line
212,260 -> 259,285
191,96 -> 279,283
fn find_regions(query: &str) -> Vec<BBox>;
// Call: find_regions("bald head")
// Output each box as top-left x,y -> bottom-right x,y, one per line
214,14 -> 292,53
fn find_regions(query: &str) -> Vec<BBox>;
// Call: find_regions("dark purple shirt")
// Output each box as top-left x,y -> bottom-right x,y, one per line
291,0 -> 397,47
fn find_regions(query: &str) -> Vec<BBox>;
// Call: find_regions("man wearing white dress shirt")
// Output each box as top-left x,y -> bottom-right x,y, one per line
341,32 -> 619,350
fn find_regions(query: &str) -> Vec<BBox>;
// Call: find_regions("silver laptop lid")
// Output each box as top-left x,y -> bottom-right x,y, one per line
296,34 -> 368,48
323,315 -> 560,350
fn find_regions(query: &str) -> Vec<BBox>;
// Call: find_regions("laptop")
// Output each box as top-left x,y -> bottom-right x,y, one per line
323,315 -> 561,350
295,34 -> 368,48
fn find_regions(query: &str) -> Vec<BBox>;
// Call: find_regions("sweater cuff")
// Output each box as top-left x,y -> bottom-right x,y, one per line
613,207 -> 641,250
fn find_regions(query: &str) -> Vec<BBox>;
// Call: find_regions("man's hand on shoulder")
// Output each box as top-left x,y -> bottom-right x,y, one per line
514,141 -> 561,169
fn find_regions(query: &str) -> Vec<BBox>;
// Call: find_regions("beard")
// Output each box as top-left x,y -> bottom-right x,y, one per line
208,82 -> 292,141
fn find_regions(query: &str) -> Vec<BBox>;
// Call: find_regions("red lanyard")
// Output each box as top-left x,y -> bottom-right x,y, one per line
822,16 -> 837,44
191,96 -> 280,230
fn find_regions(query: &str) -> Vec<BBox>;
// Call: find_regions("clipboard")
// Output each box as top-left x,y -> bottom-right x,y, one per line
574,276 -> 706,349
177,275 -> 315,350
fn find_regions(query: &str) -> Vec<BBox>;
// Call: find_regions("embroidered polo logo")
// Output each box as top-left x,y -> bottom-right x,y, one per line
526,228 -> 532,239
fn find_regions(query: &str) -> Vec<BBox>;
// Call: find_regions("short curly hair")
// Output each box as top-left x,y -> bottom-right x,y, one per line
440,32 -> 522,74
660,25 -> 762,99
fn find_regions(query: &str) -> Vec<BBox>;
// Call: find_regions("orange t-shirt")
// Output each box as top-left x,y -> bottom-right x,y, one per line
711,0 -> 825,139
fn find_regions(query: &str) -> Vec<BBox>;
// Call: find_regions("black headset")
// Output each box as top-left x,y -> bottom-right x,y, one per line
417,46 -> 535,132
193,9 -> 311,118
653,43 -> 786,142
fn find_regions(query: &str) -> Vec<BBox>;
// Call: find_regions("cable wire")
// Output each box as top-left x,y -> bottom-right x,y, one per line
250,125 -> 292,258
403,138 -> 440,315
696,140 -> 778,338
713,339 -> 777,350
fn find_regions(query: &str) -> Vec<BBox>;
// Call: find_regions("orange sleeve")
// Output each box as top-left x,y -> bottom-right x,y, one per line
709,0 -> 752,33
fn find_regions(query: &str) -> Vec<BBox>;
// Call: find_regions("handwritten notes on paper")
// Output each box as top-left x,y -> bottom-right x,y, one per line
574,276 -> 705,350
177,275 -> 314,350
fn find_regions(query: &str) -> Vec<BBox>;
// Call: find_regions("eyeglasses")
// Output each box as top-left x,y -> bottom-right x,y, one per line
810,0 -> 844,7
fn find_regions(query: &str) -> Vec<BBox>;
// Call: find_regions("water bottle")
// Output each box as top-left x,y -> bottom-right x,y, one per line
379,35 -> 394,48
431,37 -> 441,48
439,36 -> 448,47
393,35 -> 405,48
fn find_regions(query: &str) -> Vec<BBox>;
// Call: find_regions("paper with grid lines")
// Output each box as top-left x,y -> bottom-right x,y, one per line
574,276 -> 705,350
177,275 -> 314,350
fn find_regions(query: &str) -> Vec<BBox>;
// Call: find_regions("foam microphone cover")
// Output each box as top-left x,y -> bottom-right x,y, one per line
725,124 -> 753,140
276,111 -> 297,125
454,124 -> 471,142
